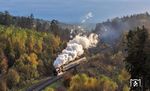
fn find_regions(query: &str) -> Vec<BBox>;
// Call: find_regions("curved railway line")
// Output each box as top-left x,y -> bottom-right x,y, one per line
26,75 -> 64,91
26,57 -> 87,91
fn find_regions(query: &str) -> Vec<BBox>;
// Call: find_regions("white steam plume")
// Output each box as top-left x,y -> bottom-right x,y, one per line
70,29 -> 74,38
81,12 -> 93,23
53,33 -> 98,68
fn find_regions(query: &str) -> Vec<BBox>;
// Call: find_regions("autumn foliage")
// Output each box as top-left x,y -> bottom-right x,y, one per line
0,25 -> 64,90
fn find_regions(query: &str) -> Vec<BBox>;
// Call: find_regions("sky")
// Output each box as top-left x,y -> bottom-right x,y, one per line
0,0 -> 150,23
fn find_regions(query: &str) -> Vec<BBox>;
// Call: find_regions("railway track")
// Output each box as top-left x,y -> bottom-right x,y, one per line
26,57 -> 87,91
26,74 -> 64,91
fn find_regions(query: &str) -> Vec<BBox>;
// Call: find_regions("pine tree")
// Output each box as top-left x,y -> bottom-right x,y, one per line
124,26 -> 149,90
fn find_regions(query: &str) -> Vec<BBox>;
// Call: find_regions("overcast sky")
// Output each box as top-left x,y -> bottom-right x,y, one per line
0,0 -> 150,23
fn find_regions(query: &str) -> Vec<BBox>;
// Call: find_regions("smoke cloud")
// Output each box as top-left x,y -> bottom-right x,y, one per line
81,12 -> 93,23
53,33 -> 98,68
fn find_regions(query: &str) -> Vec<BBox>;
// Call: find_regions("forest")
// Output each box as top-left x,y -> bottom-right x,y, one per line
0,11 -> 150,91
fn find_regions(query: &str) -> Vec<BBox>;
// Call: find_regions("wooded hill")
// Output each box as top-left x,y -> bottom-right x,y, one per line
94,12 -> 150,44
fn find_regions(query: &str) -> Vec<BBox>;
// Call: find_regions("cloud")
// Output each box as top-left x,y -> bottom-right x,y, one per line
81,12 -> 93,23
85,12 -> 93,19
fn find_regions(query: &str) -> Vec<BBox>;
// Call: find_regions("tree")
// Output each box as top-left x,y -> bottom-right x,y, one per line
6,69 -> 20,89
27,53 -> 39,67
14,53 -> 39,82
16,14 -> 34,29
50,20 -> 60,36
68,74 -> 118,91
0,24 -> 65,89
0,11 -> 13,26
4,11 -> 12,26
124,26 -> 149,90
28,13 -> 34,29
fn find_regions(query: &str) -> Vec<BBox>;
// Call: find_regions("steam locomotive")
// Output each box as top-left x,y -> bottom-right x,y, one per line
53,57 -> 86,76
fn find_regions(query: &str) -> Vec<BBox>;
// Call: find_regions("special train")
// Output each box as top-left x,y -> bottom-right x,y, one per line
54,57 -> 86,75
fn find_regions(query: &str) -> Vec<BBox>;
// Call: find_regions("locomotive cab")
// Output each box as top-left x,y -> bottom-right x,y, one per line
54,66 -> 64,76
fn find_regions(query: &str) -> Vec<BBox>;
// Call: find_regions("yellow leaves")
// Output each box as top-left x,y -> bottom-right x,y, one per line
118,69 -> 130,82
123,85 -> 130,91
50,35 -> 61,49
16,53 -> 38,68
34,37 -> 43,53
84,77 -> 97,89
42,32 -> 48,37
11,30 -> 27,50
69,74 -> 89,91
69,74 -> 118,91
45,88 -> 55,91
98,75 -> 118,91
0,25 -> 63,56
5,27 -> 13,36
27,53 -> 38,66
28,35 -> 36,50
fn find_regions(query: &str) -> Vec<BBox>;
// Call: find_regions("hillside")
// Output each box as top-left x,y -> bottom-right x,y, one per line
0,25 -> 67,90
0,12 -> 150,91
94,12 -> 150,44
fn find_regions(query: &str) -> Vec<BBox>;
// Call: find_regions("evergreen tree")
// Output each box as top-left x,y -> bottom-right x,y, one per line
0,11 -> 12,26
124,26 -> 149,90
50,20 -> 60,36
